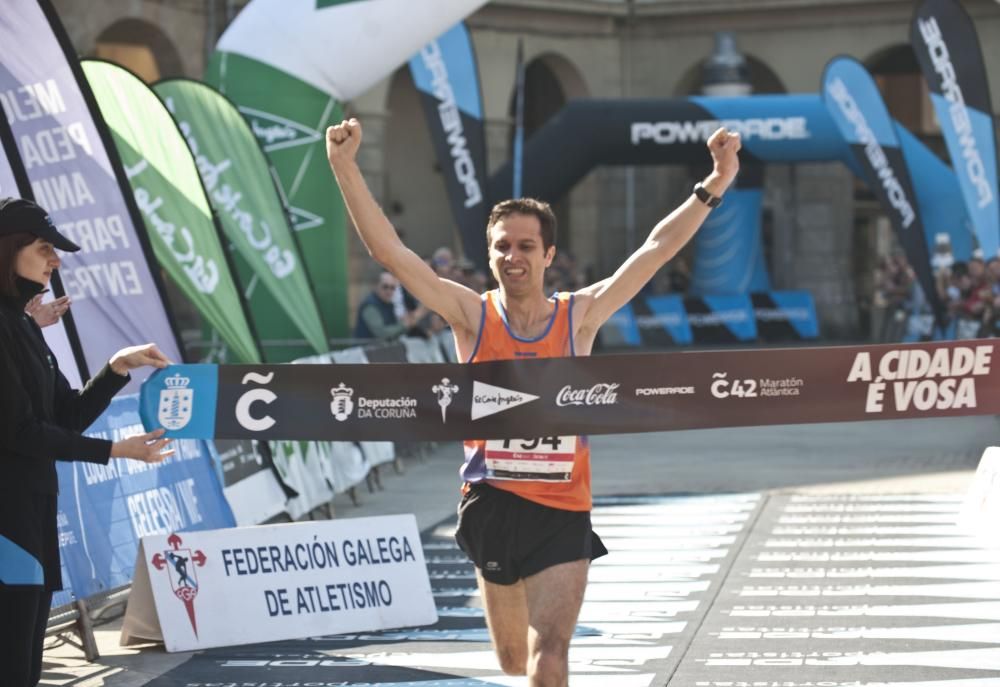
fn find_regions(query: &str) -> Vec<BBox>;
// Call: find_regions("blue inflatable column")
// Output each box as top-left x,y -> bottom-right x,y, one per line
690,166 -> 771,295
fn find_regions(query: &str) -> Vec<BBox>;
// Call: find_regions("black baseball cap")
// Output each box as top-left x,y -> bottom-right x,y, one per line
0,197 -> 80,252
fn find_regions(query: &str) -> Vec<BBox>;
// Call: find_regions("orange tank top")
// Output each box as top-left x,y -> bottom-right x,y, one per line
460,290 -> 591,511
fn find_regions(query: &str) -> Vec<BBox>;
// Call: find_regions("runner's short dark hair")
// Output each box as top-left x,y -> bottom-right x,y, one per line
487,198 -> 557,252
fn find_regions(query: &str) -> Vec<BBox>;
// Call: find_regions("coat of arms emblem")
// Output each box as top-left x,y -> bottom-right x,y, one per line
158,373 -> 193,429
330,382 -> 354,422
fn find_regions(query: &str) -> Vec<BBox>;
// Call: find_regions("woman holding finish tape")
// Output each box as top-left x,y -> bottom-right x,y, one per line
0,197 -> 174,687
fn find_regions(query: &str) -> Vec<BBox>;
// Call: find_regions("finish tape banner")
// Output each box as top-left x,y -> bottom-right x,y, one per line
141,341 -> 997,443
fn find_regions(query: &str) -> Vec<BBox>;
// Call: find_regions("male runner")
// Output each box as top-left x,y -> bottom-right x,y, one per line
327,118 -> 740,686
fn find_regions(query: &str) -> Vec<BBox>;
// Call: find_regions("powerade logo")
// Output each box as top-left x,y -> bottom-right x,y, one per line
418,41 -> 483,209
688,310 -> 751,326
826,77 -> 916,229
917,17 -> 994,210
637,312 -> 683,329
636,386 -> 694,396
631,117 -> 809,145
755,307 -> 812,322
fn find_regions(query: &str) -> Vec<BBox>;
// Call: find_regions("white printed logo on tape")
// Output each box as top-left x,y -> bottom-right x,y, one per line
431,378 -> 459,423
471,380 -> 539,420
158,373 -> 193,430
330,382 -> 355,422
235,371 -> 278,431
556,383 -> 619,407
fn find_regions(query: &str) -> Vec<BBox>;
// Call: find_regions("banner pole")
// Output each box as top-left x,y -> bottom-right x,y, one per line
512,38 -> 526,199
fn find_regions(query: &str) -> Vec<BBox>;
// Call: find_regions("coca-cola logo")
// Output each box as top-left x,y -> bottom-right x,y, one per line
556,383 -> 620,407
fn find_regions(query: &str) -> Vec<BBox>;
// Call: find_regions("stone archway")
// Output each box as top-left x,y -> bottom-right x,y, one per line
673,53 -> 787,97
94,18 -> 185,83
864,43 -> 938,140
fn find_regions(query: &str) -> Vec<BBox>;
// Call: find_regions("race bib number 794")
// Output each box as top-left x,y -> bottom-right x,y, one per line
484,436 -> 576,482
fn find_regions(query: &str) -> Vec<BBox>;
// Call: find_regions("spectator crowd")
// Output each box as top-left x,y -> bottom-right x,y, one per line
872,234 -> 1000,342
356,235 -> 1000,348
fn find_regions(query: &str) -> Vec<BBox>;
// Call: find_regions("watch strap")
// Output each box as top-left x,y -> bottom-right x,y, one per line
693,182 -> 722,208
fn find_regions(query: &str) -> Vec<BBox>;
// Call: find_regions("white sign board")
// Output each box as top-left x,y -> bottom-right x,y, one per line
121,515 -> 437,651
962,446 -> 1000,537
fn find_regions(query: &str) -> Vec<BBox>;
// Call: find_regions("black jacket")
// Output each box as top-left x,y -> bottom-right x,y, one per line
0,278 -> 129,494
354,292 -> 405,340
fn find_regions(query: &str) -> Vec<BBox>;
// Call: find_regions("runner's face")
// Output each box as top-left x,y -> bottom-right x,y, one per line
488,214 -> 553,297
15,238 -> 60,287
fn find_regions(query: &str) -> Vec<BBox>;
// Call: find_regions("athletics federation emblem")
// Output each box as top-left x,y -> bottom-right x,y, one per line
432,378 -> 459,423
158,373 -> 193,430
330,382 -> 355,422
151,533 -> 207,637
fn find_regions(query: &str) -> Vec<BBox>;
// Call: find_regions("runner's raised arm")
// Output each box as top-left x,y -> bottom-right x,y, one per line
326,118 -> 482,335
573,127 -> 742,335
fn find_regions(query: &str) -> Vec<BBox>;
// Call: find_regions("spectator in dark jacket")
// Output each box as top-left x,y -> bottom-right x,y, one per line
0,198 -> 174,687
354,270 -> 426,340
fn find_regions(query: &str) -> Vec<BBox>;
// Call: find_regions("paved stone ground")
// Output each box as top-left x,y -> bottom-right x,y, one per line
40,415 -> 1000,686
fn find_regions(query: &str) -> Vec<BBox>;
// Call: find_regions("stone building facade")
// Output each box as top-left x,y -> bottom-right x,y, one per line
50,0 -> 1000,339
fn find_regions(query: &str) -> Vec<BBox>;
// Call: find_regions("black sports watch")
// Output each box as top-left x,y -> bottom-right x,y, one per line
693,182 -> 723,208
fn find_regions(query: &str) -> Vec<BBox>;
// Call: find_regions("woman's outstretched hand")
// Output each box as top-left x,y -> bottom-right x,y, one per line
109,343 -> 171,377
110,428 -> 174,463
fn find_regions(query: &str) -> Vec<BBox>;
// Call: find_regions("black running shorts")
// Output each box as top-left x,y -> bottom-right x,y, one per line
454,482 -> 608,585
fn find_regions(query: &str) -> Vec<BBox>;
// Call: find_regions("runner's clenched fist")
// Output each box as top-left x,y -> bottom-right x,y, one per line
706,127 -> 741,188
326,118 -> 362,167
